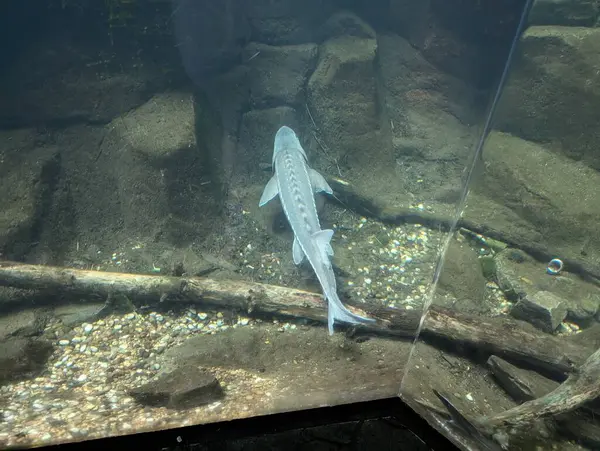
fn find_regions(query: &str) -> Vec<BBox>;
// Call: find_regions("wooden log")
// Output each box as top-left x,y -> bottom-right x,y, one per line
487,355 -> 559,402
421,353 -> 600,449
421,308 -> 586,379
557,410 -> 600,450
0,260 -> 381,328
431,389 -> 505,451
480,347 -> 600,434
0,261 -> 592,378
487,355 -> 600,448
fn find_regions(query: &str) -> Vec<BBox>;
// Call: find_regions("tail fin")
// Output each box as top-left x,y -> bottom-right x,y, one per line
327,294 -> 375,335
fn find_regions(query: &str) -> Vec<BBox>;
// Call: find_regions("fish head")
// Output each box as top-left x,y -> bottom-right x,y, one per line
273,126 -> 308,165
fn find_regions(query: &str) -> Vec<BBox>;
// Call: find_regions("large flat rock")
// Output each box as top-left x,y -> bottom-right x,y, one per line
495,26 -> 600,169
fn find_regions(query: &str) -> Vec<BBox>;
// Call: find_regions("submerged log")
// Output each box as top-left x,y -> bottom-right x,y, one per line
0,261 -> 592,378
481,347 -> 600,436
418,352 -> 600,449
487,355 -> 600,448
487,355 -> 559,402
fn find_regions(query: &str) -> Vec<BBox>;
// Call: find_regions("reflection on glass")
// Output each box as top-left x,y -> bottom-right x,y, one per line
399,0 -> 600,450
0,0 -> 597,450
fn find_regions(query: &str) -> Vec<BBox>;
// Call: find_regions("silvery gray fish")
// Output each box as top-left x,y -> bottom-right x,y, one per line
259,126 -> 374,335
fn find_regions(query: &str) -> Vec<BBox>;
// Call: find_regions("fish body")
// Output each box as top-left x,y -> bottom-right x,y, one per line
259,126 -> 374,335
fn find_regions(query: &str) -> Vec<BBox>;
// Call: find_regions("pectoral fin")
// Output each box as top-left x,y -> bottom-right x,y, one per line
292,237 -> 305,265
312,229 -> 334,256
309,169 -> 333,195
259,175 -> 279,207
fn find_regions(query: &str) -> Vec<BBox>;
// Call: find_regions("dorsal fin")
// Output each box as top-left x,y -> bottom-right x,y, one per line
309,168 -> 333,195
312,229 -> 334,256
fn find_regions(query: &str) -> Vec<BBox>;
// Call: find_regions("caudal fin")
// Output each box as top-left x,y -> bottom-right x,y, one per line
327,296 -> 374,335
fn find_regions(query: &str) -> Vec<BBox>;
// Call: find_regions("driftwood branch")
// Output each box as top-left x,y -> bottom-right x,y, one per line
0,261 -> 592,379
421,308 -> 586,379
480,347 -> 600,433
487,355 -> 600,448
418,353 -> 600,449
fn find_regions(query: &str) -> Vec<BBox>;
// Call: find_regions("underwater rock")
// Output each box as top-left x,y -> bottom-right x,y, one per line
160,326 -> 373,377
203,65 -> 250,135
388,0 -> 431,46
568,293 -> 600,325
510,290 -> 568,333
100,91 -> 220,245
494,248 -> 600,327
307,25 -> 380,167
194,77 -> 241,217
12,90 -> 222,251
0,308 -> 49,341
0,309 -> 38,341
0,337 -> 54,384
571,323 -> 600,349
0,137 -> 61,259
319,10 -> 376,41
434,294 -> 498,317
115,92 -> 196,162
0,33 -> 173,129
387,0 -> 516,89
495,249 -> 533,301
53,303 -> 105,328
480,255 -> 497,280
107,99 -> 181,239
238,106 -> 300,180
530,0 -> 599,26
495,26 -> 600,170
129,364 -> 223,409
377,33 -> 484,204
378,33 -> 484,140
246,0 -> 334,45
172,0 -> 250,85
471,132 -> 600,286
437,238 -> 486,306
244,42 -> 318,109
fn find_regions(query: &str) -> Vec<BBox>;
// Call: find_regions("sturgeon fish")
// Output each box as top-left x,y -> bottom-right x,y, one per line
259,126 -> 374,335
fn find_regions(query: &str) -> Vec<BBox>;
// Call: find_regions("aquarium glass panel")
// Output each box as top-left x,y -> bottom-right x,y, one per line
0,0 -> 577,449
399,0 -> 600,450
